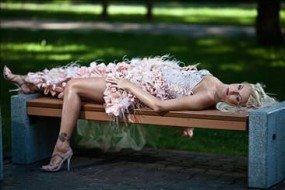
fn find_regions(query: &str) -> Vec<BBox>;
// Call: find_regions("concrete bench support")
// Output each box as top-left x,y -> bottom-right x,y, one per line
11,94 -> 60,164
249,101 -> 285,189
0,109 -> 3,180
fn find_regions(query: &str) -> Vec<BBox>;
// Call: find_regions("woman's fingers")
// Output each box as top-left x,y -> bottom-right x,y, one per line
105,77 -> 115,83
106,77 -> 122,84
106,77 -> 128,90
109,84 -> 118,88
109,83 -> 124,91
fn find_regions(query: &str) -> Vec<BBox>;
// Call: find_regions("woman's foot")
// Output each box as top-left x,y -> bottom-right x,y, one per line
41,133 -> 73,172
3,65 -> 32,93
41,146 -> 73,172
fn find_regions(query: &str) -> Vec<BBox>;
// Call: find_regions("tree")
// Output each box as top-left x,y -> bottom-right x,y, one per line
101,0 -> 109,19
256,0 -> 284,46
146,0 -> 153,21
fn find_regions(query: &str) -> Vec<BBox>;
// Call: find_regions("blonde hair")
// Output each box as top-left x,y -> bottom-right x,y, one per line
216,83 -> 277,112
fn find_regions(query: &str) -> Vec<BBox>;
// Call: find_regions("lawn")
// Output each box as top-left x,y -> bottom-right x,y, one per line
1,28 -> 285,156
1,2 -> 285,26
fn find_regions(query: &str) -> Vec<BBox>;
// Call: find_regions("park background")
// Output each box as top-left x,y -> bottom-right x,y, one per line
0,0 -> 284,157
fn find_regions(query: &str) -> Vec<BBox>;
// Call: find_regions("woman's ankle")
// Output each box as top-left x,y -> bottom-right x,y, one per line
54,132 -> 71,153
54,141 -> 70,153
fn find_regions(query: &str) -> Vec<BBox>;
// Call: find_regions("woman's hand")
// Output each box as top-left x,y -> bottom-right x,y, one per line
106,77 -> 131,90
182,128 -> 194,138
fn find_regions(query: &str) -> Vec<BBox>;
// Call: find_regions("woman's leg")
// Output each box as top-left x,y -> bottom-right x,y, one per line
41,77 -> 106,171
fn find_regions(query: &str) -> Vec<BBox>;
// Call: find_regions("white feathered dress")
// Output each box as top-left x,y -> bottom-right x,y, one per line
24,56 -> 211,151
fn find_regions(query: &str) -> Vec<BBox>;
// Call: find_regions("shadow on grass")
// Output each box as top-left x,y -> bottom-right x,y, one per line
1,9 -> 259,26
1,28 -> 284,155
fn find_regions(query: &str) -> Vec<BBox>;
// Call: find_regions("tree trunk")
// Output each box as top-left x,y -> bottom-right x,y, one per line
101,0 -> 109,19
256,0 -> 284,46
146,0 -> 153,22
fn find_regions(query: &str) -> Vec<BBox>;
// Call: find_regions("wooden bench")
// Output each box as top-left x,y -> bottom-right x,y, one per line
27,97 -> 248,131
10,94 -> 285,189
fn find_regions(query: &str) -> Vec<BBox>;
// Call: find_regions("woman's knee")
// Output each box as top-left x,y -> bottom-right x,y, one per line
65,78 -> 81,93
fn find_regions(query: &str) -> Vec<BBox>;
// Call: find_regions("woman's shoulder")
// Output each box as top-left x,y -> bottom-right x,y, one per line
199,89 -> 216,104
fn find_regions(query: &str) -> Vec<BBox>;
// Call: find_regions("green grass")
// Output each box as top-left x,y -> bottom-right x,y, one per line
1,28 -> 285,156
1,2 -> 285,26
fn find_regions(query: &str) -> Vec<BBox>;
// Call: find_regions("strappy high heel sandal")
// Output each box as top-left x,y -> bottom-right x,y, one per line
41,147 -> 73,172
3,65 -> 31,93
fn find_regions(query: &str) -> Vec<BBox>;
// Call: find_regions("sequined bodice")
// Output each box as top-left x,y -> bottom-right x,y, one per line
161,66 -> 211,98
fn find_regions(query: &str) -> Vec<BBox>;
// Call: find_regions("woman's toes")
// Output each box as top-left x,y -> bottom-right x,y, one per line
41,165 -> 49,170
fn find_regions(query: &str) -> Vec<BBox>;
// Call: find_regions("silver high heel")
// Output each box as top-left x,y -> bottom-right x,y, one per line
41,147 -> 73,172
3,65 -> 31,93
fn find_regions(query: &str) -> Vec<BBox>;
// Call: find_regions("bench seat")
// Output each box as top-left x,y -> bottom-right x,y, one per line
27,97 -> 248,131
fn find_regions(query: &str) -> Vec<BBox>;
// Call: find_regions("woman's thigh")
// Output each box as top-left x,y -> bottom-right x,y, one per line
67,77 -> 106,103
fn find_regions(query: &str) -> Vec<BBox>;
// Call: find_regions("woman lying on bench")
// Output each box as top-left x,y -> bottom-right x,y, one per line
3,56 -> 276,172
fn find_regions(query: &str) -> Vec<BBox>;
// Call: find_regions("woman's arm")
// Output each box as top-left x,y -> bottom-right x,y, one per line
111,78 -> 215,112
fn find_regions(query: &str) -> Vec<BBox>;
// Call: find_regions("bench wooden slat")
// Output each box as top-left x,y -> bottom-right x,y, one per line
27,97 -> 248,131
27,97 -> 248,121
27,107 -> 246,130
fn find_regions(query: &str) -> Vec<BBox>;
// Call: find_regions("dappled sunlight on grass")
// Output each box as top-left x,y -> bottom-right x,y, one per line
167,46 -> 189,54
219,63 -> 244,72
1,29 -> 284,97
271,61 -> 285,67
244,48 -> 285,71
196,38 -> 221,46
282,11 -> 285,21
109,5 -> 146,15
1,42 -> 88,62
35,54 -> 73,61
0,2 -> 102,14
2,43 -> 87,53
84,48 -> 127,61
1,44 -> 126,62
195,39 -> 238,67
1,2 -> 284,26
196,39 -> 235,54
155,7 -> 256,17
182,15 -> 254,25
2,53 -> 73,62
246,48 -> 285,63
